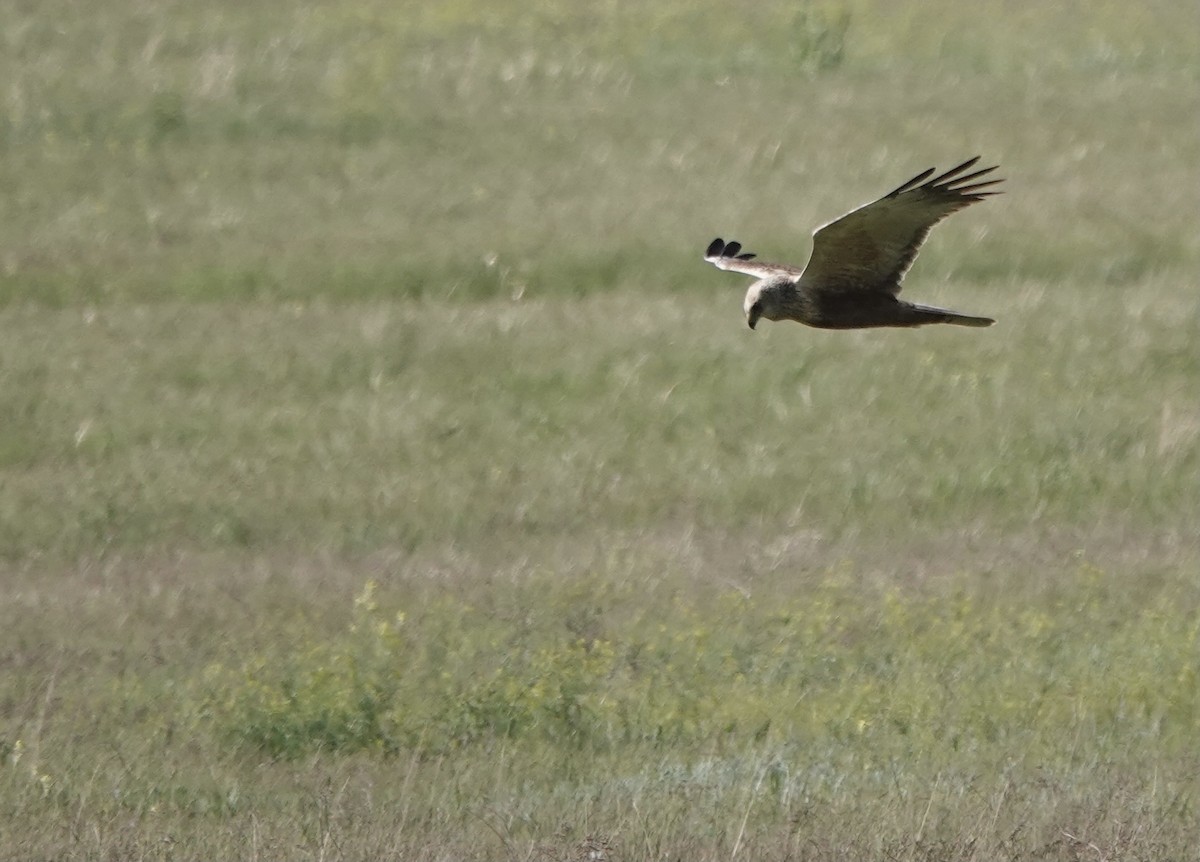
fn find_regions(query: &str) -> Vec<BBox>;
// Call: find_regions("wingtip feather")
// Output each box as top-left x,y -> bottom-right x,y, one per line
928,156 -> 982,186
887,166 -> 936,197
705,237 -> 760,263
887,157 -> 1004,201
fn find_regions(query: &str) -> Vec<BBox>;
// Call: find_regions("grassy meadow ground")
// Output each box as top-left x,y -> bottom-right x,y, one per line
3,1 -> 1200,859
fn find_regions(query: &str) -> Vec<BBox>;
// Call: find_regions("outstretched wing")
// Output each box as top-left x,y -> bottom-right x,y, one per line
704,237 -> 804,280
800,157 -> 1002,296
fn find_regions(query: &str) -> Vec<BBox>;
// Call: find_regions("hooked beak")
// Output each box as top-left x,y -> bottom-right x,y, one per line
747,314 -> 759,331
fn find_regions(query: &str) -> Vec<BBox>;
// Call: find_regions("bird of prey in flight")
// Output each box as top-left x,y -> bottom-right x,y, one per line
704,157 -> 1002,330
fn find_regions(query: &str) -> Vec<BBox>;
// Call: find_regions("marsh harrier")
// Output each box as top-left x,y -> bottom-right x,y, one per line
705,157 -> 1001,330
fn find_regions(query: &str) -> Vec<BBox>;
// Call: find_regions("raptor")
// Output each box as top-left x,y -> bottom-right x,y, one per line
704,157 -> 1002,330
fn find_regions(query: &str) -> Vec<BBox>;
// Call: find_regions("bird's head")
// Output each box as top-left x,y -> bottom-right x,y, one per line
745,298 -> 762,330
743,276 -> 794,330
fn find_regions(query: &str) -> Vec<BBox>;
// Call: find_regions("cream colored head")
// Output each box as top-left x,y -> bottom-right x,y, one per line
743,276 -> 796,330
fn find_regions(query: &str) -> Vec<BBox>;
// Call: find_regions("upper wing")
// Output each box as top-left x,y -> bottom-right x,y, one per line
704,237 -> 804,280
800,157 -> 1002,296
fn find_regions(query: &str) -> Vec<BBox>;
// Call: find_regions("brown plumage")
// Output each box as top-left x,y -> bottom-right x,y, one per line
704,157 -> 1002,330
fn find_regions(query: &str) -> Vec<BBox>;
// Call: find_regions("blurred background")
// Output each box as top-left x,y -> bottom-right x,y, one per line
4,1 -> 1197,306
2,1 -> 1198,859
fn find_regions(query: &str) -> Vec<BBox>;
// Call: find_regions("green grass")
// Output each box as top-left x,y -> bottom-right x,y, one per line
3,287 -> 1197,557
2,1 -> 1200,859
212,572 -> 1200,764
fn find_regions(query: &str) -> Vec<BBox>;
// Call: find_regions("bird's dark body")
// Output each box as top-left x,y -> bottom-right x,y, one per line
789,290 -> 991,329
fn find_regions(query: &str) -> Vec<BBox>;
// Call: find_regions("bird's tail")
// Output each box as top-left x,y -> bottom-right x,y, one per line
908,302 -> 995,328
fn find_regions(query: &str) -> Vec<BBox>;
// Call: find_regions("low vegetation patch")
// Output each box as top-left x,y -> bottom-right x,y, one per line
211,568 -> 1200,769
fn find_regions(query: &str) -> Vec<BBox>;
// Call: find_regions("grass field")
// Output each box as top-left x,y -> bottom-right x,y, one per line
2,1 -> 1200,859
